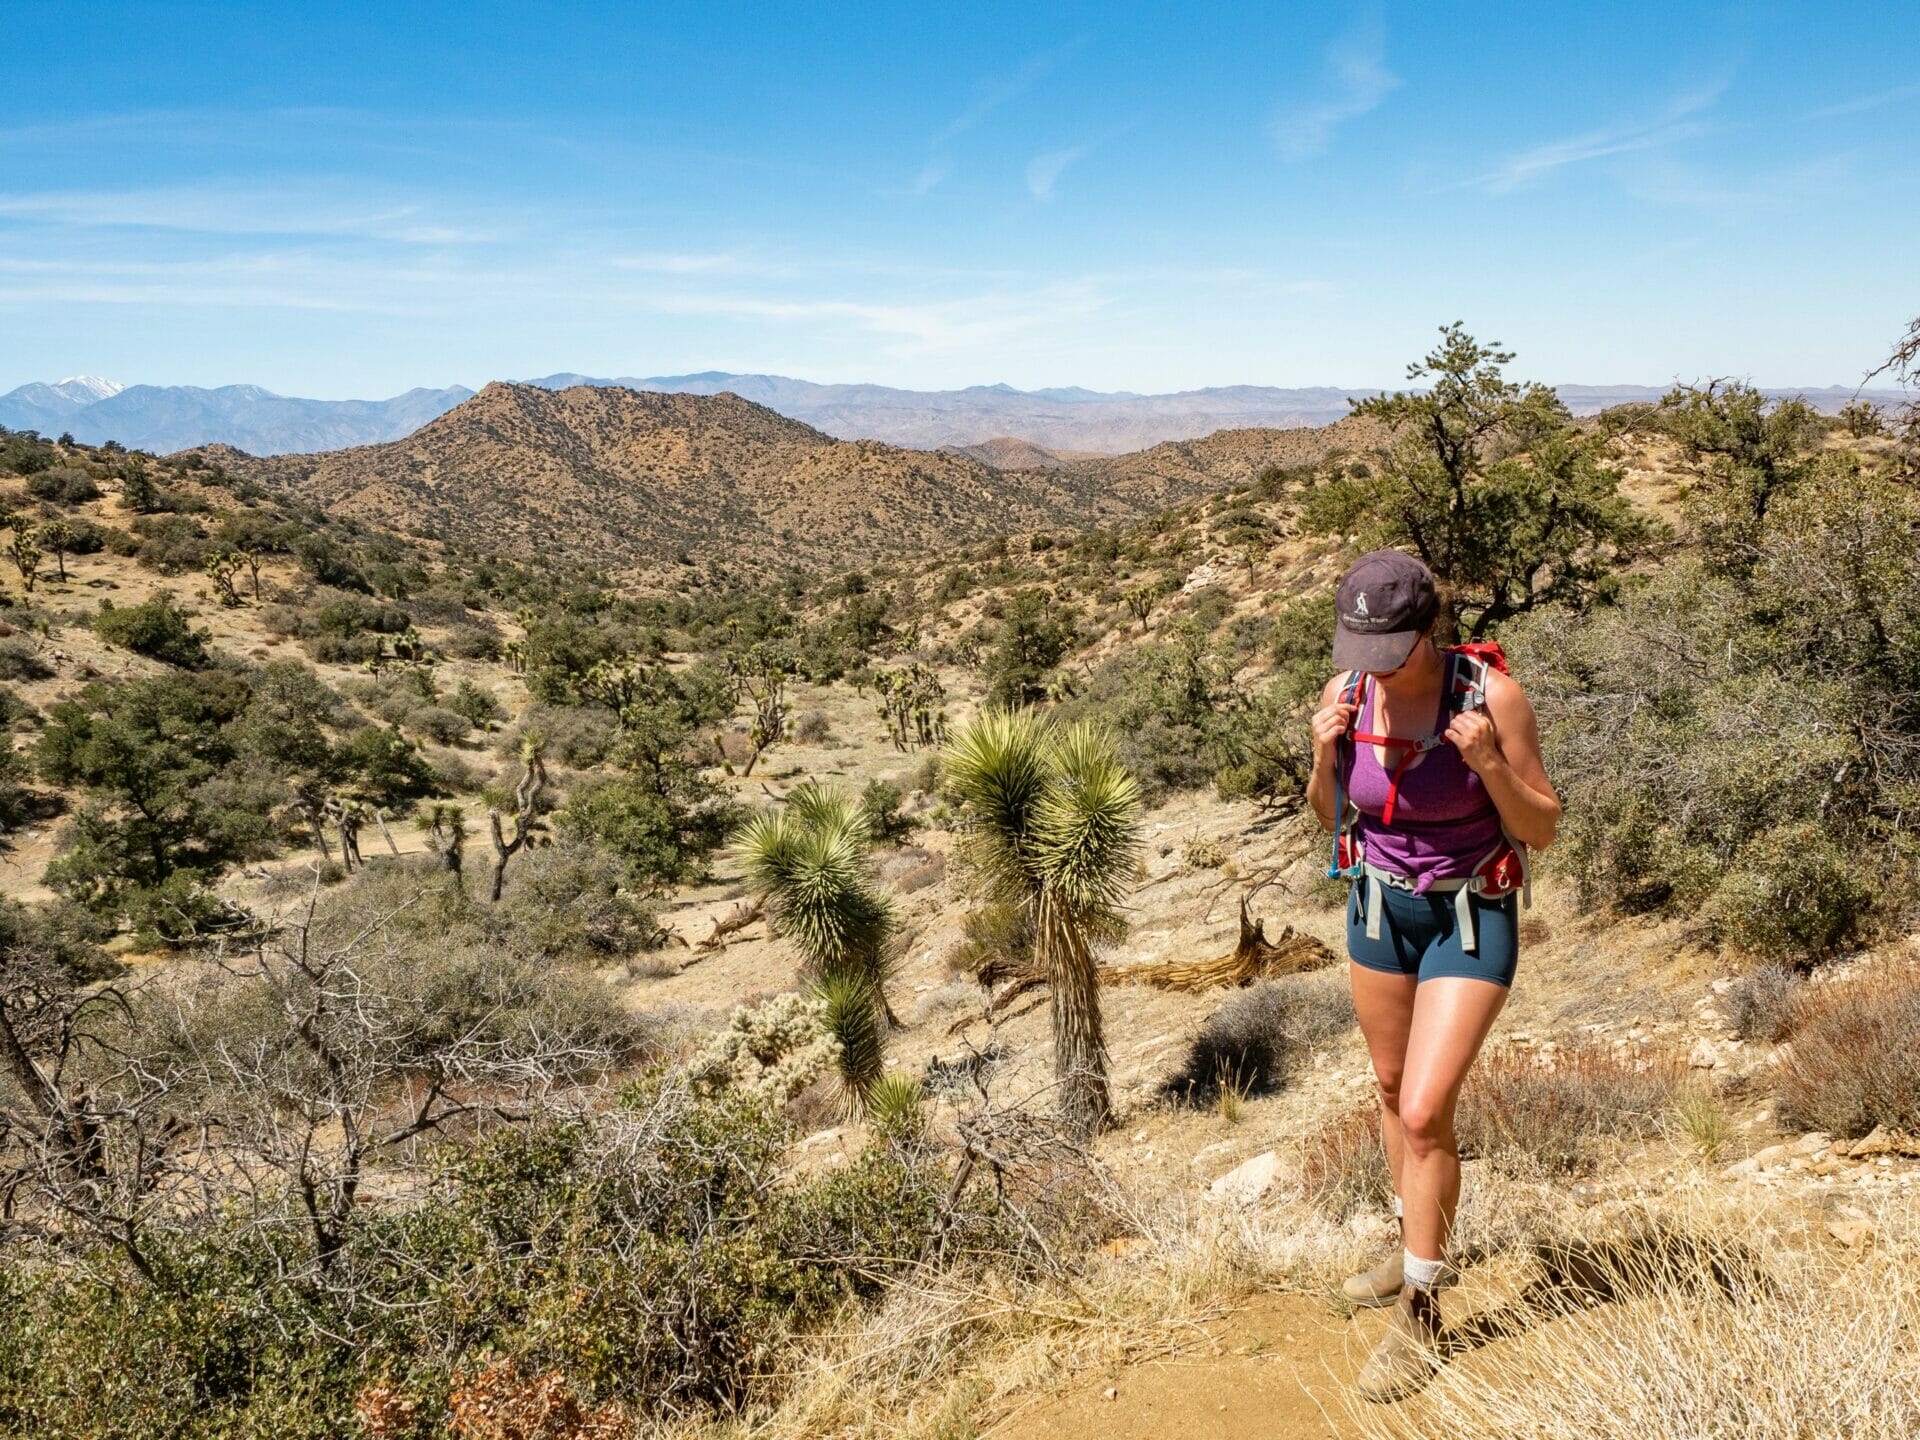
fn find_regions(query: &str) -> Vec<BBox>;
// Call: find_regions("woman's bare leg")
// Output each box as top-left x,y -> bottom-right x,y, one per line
1396,977 -> 1510,1261
1349,962 -> 1420,1203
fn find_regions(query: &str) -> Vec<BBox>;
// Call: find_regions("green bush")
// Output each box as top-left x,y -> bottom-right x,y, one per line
24,465 -> 100,504
130,512 -> 210,574
554,771 -> 735,891
0,1073 -> 1008,1437
1505,461 -> 1920,958
92,594 -> 210,667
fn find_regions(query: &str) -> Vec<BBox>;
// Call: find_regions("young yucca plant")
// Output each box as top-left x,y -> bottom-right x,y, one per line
866,1070 -> 929,1141
737,790 -> 898,989
815,970 -> 886,1112
942,708 -> 1142,1138
738,783 -> 901,1097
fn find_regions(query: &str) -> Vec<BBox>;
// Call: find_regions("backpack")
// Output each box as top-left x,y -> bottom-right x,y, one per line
1326,642 -> 1529,952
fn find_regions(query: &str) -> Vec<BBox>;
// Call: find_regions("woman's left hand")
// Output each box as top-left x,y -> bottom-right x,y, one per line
1445,708 -> 1503,775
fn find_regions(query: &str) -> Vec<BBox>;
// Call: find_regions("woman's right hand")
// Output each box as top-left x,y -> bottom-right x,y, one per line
1311,699 -> 1358,762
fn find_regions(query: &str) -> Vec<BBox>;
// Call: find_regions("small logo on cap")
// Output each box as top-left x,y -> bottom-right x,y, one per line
1353,591 -> 1369,617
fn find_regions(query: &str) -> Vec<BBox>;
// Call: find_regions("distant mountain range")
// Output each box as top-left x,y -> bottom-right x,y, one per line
3,371 -> 1905,458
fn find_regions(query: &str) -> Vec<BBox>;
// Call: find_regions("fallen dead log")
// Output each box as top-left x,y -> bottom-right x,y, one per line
695,896 -> 765,952
1100,899 -> 1335,992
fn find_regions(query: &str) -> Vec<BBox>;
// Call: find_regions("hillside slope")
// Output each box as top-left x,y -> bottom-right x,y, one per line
226,383 -> 1376,580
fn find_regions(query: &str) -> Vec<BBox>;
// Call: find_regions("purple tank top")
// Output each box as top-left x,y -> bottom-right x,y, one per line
1340,670 -> 1503,894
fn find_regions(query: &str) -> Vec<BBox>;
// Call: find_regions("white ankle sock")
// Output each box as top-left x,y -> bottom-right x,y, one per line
1403,1253 -> 1444,1291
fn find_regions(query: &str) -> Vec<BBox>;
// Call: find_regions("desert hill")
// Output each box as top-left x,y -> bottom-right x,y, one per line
223,382 -> 1375,580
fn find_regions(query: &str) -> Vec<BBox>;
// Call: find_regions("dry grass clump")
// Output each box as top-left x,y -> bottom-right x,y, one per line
1162,974 -> 1355,1104
1357,1196 -> 1920,1440
1775,960 -> 1920,1137
1459,1044 -> 1685,1176
1723,961 -> 1803,1043
1299,1103 -> 1394,1220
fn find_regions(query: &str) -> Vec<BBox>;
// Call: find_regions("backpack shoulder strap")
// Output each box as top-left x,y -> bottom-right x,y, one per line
1444,647 -> 1491,714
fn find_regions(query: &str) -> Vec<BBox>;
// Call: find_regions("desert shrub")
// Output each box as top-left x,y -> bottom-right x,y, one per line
1458,1045 -> 1685,1175
314,594 -> 410,637
441,622 -> 503,661
290,530 -> 368,590
859,778 -> 914,844
1724,962 -> 1805,1043
514,703 -> 617,770
0,637 -> 52,682
337,725 -> 440,806
794,708 -> 831,743
130,512 -> 210,573
24,465 -> 100,504
553,772 -> 734,891
0,684 -> 35,729
949,900 -> 1034,979
448,679 -> 503,730
1163,975 -> 1354,1103
1775,962 -> 1920,1137
498,841 -> 660,962
1703,823 -> 1873,960
1506,462 -> 1920,957
1300,1104 -> 1394,1219
92,594 -> 210,667
0,1072 -> 992,1438
301,630 -> 385,665
406,703 -> 471,746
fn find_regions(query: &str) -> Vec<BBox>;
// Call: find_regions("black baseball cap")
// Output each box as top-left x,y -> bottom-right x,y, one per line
1333,550 -> 1439,672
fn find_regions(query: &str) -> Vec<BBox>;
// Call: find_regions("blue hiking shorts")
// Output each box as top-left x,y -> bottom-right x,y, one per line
1346,879 -> 1520,987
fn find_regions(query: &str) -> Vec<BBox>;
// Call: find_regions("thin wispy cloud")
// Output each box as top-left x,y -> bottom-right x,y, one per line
929,39 -> 1084,148
1026,145 -> 1090,200
909,36 -> 1087,194
1801,81 -> 1920,121
642,278 -> 1109,356
1269,13 -> 1400,161
611,251 -> 742,274
1460,77 -> 1730,193
0,182 -> 504,244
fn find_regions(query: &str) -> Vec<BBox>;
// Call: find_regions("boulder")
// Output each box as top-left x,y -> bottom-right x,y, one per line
1208,1150 -> 1282,1206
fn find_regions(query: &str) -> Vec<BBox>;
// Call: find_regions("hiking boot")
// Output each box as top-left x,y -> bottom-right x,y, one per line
1339,1231 -> 1455,1309
1339,1249 -> 1405,1308
1355,1284 -> 1442,1403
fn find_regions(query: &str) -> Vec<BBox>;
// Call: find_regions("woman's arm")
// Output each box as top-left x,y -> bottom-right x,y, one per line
1442,669 -> 1561,850
1306,673 -> 1358,832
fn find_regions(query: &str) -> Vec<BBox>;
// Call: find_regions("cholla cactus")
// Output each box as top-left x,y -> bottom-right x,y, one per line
686,991 -> 842,1105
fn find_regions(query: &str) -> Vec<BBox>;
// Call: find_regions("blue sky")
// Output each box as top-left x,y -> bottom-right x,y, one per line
2,1 -> 1915,397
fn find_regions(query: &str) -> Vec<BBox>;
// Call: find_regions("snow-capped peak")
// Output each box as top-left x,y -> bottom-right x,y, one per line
52,376 -> 125,402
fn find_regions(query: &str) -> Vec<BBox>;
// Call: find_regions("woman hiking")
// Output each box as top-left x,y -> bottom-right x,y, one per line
1306,550 -> 1561,1402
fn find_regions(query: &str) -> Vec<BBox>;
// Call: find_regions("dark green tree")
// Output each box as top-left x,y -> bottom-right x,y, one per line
1314,323 -> 1652,636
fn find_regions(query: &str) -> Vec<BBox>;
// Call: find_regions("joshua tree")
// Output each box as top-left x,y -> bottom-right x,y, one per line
942,710 -> 1143,1138
8,532 -> 41,593
204,550 -> 245,606
37,522 -> 74,582
872,662 -> 946,750
1124,579 -> 1171,633
487,736 -> 548,902
423,803 -> 467,875
736,782 -> 898,1109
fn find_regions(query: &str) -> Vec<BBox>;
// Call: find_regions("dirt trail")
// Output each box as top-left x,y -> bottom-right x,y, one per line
985,1262 -> 1594,1440
986,1292 -> 1366,1440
